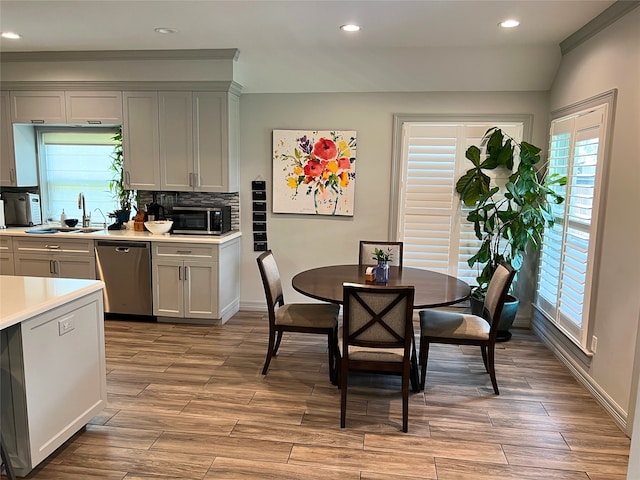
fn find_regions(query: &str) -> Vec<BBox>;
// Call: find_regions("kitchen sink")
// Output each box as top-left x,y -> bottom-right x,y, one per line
48,226 -> 106,233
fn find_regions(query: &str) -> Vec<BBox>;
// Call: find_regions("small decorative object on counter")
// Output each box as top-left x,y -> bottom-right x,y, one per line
60,209 -> 66,226
133,210 -> 146,231
372,247 -> 392,284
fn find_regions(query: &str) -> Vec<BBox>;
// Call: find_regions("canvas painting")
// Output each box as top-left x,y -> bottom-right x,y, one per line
272,130 -> 357,216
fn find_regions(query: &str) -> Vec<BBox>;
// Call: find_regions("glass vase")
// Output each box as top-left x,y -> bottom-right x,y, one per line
375,261 -> 389,284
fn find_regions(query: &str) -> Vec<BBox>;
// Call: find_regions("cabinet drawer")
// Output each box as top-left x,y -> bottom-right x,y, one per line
0,236 -> 13,252
14,237 -> 95,256
152,242 -> 217,260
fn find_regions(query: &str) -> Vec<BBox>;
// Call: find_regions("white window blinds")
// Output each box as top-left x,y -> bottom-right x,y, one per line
535,105 -> 607,348
396,122 -> 523,286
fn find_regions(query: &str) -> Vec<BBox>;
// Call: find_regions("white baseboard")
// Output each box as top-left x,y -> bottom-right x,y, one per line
532,312 -> 628,432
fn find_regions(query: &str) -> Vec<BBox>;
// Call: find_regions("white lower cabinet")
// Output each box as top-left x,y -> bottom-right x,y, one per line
1,289 -> 107,477
152,237 -> 240,324
12,237 -> 96,280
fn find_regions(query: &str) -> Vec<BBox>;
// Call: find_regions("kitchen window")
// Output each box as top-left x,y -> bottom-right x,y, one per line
37,128 -> 119,224
390,116 -> 528,287
534,94 -> 613,351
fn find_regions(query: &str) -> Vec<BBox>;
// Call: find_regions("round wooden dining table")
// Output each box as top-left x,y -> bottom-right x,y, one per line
292,264 -> 471,309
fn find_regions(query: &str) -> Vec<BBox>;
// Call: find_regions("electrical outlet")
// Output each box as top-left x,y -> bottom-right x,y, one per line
58,316 -> 75,336
591,335 -> 598,354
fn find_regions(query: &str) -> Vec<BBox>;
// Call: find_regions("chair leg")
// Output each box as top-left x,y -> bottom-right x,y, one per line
481,345 -> 489,372
1,435 -> 16,480
419,338 -> 430,391
262,328 -> 277,375
327,330 -> 336,384
273,331 -> 284,355
487,345 -> 499,395
402,364 -> 410,433
340,357 -> 348,428
410,344 -> 420,393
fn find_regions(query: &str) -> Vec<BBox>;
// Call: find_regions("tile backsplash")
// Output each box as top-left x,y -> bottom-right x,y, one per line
137,191 -> 240,231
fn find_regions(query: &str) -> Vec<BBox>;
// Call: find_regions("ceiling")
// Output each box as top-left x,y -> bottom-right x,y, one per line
0,0 -> 617,93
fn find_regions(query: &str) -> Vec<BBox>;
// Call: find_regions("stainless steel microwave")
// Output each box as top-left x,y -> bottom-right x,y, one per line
171,206 -> 231,235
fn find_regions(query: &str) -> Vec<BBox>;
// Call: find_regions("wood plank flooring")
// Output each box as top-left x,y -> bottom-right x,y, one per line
14,311 -> 630,479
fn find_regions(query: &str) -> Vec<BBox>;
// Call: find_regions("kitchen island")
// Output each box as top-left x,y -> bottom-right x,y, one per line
0,275 -> 106,477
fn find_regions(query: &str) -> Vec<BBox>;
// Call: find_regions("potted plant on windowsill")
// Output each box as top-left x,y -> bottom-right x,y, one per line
109,127 -> 136,225
456,127 -> 566,340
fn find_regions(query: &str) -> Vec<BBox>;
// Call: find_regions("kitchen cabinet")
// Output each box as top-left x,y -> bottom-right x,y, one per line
13,237 -> 96,280
65,91 -> 122,124
122,91 -> 161,190
0,236 -> 15,275
151,236 -> 240,323
10,90 -> 122,124
1,278 -> 106,477
0,91 -> 38,187
159,91 -> 239,192
152,243 -> 218,320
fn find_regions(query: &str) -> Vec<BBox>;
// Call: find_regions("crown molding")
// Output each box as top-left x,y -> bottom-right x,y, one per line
0,80 -> 243,95
0,48 -> 240,63
560,1 -> 640,55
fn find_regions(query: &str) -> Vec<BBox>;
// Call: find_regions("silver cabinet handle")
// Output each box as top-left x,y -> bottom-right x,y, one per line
45,244 -> 60,249
125,171 -> 131,187
10,168 -> 16,184
184,266 -> 189,281
30,120 -> 45,124
49,259 -> 54,274
188,173 -> 193,187
178,265 -> 182,280
176,250 -> 192,254
87,120 -> 102,124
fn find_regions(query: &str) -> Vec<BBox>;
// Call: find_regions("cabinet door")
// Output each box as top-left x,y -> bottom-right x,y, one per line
193,92 -> 238,192
0,253 -> 15,275
0,91 -> 16,186
65,91 -> 123,124
159,91 -> 193,191
122,91 -> 160,190
184,260 -> 217,319
14,253 -> 55,278
152,259 -> 184,317
56,255 -> 96,280
10,91 -> 66,124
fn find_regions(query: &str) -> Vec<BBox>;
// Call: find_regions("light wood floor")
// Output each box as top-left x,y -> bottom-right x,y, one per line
16,311 -> 630,479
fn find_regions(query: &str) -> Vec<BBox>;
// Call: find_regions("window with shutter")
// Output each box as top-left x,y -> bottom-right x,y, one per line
535,103 -> 609,349
393,120 -> 524,287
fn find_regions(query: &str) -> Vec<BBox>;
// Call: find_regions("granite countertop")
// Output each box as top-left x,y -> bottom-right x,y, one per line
0,226 -> 241,244
0,275 -> 105,330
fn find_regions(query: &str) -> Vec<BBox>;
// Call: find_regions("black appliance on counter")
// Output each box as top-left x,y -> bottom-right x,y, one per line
171,205 -> 231,235
146,192 -> 167,221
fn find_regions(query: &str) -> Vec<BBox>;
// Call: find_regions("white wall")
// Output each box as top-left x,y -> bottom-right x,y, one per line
549,6 -> 640,425
238,91 -> 550,310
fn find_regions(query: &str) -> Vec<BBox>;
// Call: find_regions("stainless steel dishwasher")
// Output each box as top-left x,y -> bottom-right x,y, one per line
95,241 -> 152,316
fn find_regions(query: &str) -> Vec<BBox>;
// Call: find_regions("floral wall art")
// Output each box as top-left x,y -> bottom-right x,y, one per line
272,130 -> 357,216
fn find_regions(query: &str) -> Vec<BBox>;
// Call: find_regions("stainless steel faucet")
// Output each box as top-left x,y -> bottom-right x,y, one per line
78,192 -> 90,227
94,207 -> 107,229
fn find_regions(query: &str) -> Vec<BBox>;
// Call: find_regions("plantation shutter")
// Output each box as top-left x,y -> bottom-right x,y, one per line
535,105 -> 607,347
397,122 -> 523,287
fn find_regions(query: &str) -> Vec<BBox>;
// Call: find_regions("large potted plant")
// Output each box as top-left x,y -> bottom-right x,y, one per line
109,127 -> 136,224
456,127 -> 566,340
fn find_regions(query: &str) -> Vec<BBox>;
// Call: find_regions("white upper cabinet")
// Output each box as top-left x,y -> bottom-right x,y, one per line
1,91 -> 38,187
10,90 -> 123,125
159,91 -> 193,191
10,91 -> 66,124
122,91 -> 161,190
65,91 -> 123,124
158,90 -> 239,193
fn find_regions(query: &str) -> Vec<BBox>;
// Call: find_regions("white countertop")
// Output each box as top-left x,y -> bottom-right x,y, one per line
0,226 -> 241,244
0,275 -> 105,330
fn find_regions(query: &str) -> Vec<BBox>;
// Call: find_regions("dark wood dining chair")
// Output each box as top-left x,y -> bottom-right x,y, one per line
339,282 -> 418,432
256,250 -> 340,382
418,262 -> 516,394
358,241 -> 404,266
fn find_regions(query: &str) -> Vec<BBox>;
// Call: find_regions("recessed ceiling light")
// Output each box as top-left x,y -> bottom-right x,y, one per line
1,32 -> 22,39
340,24 -> 361,32
154,27 -> 178,34
499,19 -> 520,28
